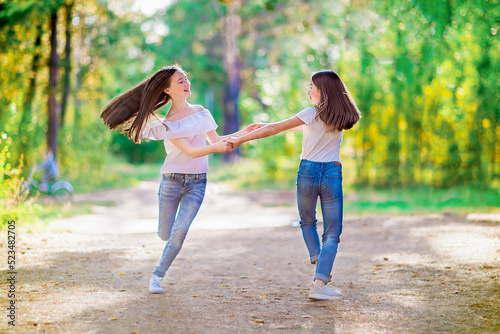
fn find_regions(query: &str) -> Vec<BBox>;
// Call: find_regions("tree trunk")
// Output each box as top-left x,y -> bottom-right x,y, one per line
60,1 -> 73,127
18,24 -> 43,164
72,14 -> 93,135
221,1 -> 241,162
48,10 -> 59,156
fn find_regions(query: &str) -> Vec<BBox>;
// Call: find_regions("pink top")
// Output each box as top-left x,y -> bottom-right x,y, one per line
142,109 -> 218,174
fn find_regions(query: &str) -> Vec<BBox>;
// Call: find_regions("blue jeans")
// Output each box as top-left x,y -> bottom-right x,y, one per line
153,173 -> 207,278
296,159 -> 343,283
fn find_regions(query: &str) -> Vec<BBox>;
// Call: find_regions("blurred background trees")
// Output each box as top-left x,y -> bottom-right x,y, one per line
1,0 -> 498,197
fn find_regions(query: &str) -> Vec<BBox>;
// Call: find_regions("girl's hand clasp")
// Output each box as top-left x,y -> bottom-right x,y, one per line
215,139 -> 233,153
228,136 -> 240,148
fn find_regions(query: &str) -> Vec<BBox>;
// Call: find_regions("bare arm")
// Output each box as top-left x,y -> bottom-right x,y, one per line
206,130 -> 225,144
231,123 -> 266,137
206,124 -> 265,144
170,137 -> 232,158
228,116 -> 305,147
288,125 -> 304,131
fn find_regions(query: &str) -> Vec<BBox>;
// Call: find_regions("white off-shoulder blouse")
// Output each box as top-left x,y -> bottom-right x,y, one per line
142,109 -> 218,174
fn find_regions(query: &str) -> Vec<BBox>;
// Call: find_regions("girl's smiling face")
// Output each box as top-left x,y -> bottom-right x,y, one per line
308,80 -> 321,105
164,70 -> 191,98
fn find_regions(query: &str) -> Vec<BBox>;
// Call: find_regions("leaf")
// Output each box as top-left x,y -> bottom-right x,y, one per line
254,319 -> 265,323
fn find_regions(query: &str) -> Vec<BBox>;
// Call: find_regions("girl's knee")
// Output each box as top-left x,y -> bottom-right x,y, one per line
322,234 -> 340,244
170,233 -> 186,247
158,231 -> 170,241
299,219 -> 318,227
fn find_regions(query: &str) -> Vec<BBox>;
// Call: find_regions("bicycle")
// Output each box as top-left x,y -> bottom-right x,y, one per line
20,167 -> 74,202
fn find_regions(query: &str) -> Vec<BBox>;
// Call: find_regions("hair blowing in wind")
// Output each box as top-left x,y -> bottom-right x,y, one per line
100,65 -> 182,143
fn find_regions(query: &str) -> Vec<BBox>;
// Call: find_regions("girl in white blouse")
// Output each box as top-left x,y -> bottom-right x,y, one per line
229,70 -> 361,300
101,65 -> 259,293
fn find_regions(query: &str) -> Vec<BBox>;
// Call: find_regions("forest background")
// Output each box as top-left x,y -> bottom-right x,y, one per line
1,0 -> 499,223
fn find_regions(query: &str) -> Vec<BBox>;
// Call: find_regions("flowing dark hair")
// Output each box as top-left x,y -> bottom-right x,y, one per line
312,70 -> 361,131
100,65 -> 184,143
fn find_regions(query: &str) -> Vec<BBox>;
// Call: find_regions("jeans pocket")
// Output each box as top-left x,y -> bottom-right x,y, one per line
326,175 -> 342,200
195,177 -> 207,185
297,172 -> 314,196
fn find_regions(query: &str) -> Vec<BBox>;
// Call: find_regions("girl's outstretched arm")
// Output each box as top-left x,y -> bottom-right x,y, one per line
228,116 -> 305,148
170,137 -> 232,158
206,123 -> 264,144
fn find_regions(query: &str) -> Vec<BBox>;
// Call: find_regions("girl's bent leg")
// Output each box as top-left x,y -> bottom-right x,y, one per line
297,170 -> 321,264
153,176 -> 206,278
157,175 -> 182,241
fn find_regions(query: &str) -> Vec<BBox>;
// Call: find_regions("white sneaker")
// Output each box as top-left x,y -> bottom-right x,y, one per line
149,274 -> 163,294
308,283 -> 342,300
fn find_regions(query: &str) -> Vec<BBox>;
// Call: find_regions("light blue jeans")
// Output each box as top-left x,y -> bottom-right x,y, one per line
296,159 -> 343,283
153,173 -> 207,278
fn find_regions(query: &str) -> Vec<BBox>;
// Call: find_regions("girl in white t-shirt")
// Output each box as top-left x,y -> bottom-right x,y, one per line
101,65 -> 260,293
229,70 -> 361,300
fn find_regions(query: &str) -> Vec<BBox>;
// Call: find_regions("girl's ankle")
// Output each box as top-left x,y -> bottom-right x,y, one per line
313,279 -> 326,287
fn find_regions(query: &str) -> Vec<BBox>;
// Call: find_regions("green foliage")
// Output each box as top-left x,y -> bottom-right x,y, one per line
0,138 -> 24,222
0,136 -> 63,228
344,185 -> 500,215
111,132 -> 165,164
70,159 -> 162,194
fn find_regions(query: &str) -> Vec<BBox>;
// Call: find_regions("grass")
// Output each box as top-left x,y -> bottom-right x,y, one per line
70,161 -> 162,194
343,186 -> 500,216
209,156 -> 298,190
1,198 -> 96,231
1,161 -> 163,231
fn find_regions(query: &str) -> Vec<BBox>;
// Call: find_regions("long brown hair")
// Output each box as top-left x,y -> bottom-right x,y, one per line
100,65 -> 183,143
312,70 -> 361,131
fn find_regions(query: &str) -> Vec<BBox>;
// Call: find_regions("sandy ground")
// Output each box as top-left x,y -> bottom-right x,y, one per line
1,180 -> 499,333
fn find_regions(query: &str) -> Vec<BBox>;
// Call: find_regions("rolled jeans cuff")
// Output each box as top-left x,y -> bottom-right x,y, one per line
314,273 -> 330,283
310,255 -> 319,264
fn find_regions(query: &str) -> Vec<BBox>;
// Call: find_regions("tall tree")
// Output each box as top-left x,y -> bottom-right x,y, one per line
47,9 -> 59,156
221,0 -> 242,162
18,24 -> 44,164
60,1 -> 73,127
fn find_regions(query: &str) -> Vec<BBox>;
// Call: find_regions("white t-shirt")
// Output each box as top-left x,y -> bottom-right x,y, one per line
295,107 -> 343,162
142,109 -> 218,174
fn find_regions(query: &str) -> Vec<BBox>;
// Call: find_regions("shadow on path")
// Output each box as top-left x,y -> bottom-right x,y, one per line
2,211 -> 499,333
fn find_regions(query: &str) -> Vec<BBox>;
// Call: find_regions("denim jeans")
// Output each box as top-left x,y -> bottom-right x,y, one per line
153,173 -> 207,278
296,159 -> 343,283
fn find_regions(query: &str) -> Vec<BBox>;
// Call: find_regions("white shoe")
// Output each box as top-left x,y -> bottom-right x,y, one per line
149,274 -> 163,294
308,283 -> 342,300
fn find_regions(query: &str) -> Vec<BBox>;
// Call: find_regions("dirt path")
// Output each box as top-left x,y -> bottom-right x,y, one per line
1,180 -> 499,333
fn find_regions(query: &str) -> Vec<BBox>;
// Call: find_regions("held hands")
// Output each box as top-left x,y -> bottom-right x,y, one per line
215,123 -> 265,153
227,123 -> 264,149
214,138 -> 233,153
227,135 -> 241,149
214,137 -> 239,153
